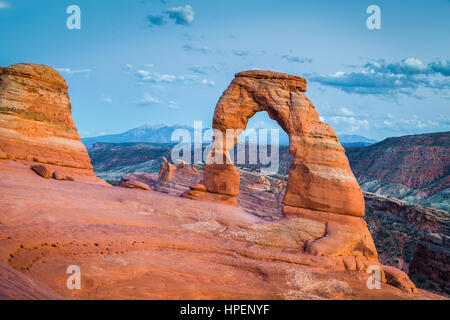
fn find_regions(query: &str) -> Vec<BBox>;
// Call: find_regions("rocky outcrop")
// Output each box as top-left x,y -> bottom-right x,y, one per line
409,233 -> 449,294
183,70 -> 378,265
31,164 -> 51,179
158,156 -> 175,184
0,63 -> 100,183
122,180 -> 151,191
382,265 -> 418,294
363,191 -> 449,296
184,70 -> 364,217
346,132 -> 450,211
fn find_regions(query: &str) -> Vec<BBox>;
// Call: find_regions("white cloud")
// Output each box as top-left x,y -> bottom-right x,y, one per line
188,65 -> 220,75
282,55 -> 313,64
182,44 -> 222,55
56,68 -> 92,75
339,107 -> 354,116
136,94 -> 179,109
166,5 -> 195,25
309,58 -> 450,96
135,69 -> 215,86
101,97 -> 113,103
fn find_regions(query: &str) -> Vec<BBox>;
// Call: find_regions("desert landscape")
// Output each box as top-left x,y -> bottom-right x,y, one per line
0,63 -> 448,300
0,1 -> 449,305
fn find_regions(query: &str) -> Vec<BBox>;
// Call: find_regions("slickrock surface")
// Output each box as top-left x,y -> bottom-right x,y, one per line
122,180 -> 151,191
0,262 -> 63,300
0,63 -> 102,184
0,159 -> 443,300
184,70 -> 364,217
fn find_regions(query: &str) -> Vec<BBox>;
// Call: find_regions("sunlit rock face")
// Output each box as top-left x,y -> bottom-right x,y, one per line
0,63 -> 92,170
0,63 -> 100,182
185,70 -> 365,217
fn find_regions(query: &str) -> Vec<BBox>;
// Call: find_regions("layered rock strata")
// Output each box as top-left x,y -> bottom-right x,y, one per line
0,63 -> 102,183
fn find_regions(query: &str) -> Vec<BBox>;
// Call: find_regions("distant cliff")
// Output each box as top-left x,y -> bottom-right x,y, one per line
346,132 -> 450,211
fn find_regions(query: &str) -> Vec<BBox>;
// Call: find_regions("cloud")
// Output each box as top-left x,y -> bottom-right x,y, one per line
147,14 -> 167,27
378,116 -> 444,132
188,65 -> 220,75
165,5 -> 195,25
308,58 -> 450,96
430,60 -> 450,76
0,1 -> 10,9
326,115 -> 370,133
135,69 -> 215,86
339,107 -> 354,116
101,97 -> 113,104
232,50 -> 249,57
282,55 -> 313,64
55,68 -> 92,75
182,44 -> 221,55
136,94 -> 179,109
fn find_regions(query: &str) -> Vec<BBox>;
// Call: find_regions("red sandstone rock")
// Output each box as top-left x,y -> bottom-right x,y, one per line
190,184 -> 207,192
283,206 -> 378,261
383,265 -> 418,294
0,263 -> 63,300
409,233 -> 449,292
31,164 -> 51,179
158,156 -> 175,184
52,170 -> 65,180
0,155 -> 442,299
184,70 -> 364,217
0,63 -> 97,182
123,180 -> 151,191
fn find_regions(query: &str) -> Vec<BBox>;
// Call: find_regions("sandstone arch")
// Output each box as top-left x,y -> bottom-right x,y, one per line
184,70 -> 365,217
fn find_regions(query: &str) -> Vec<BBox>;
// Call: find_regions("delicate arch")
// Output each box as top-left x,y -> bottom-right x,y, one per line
184,70 -> 365,217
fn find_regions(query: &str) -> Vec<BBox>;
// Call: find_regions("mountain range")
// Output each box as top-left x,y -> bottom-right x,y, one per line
82,124 -> 378,148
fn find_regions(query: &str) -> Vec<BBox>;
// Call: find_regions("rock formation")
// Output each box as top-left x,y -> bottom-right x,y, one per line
122,180 -> 152,191
346,131 -> 450,211
158,156 -> 175,184
409,233 -> 449,294
0,159 -> 441,299
184,70 -> 364,216
0,63 -> 101,183
31,164 -> 51,179
183,70 -> 377,261
0,64 -> 437,299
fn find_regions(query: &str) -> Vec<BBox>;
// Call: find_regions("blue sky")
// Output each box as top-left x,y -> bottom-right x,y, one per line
0,0 -> 449,140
